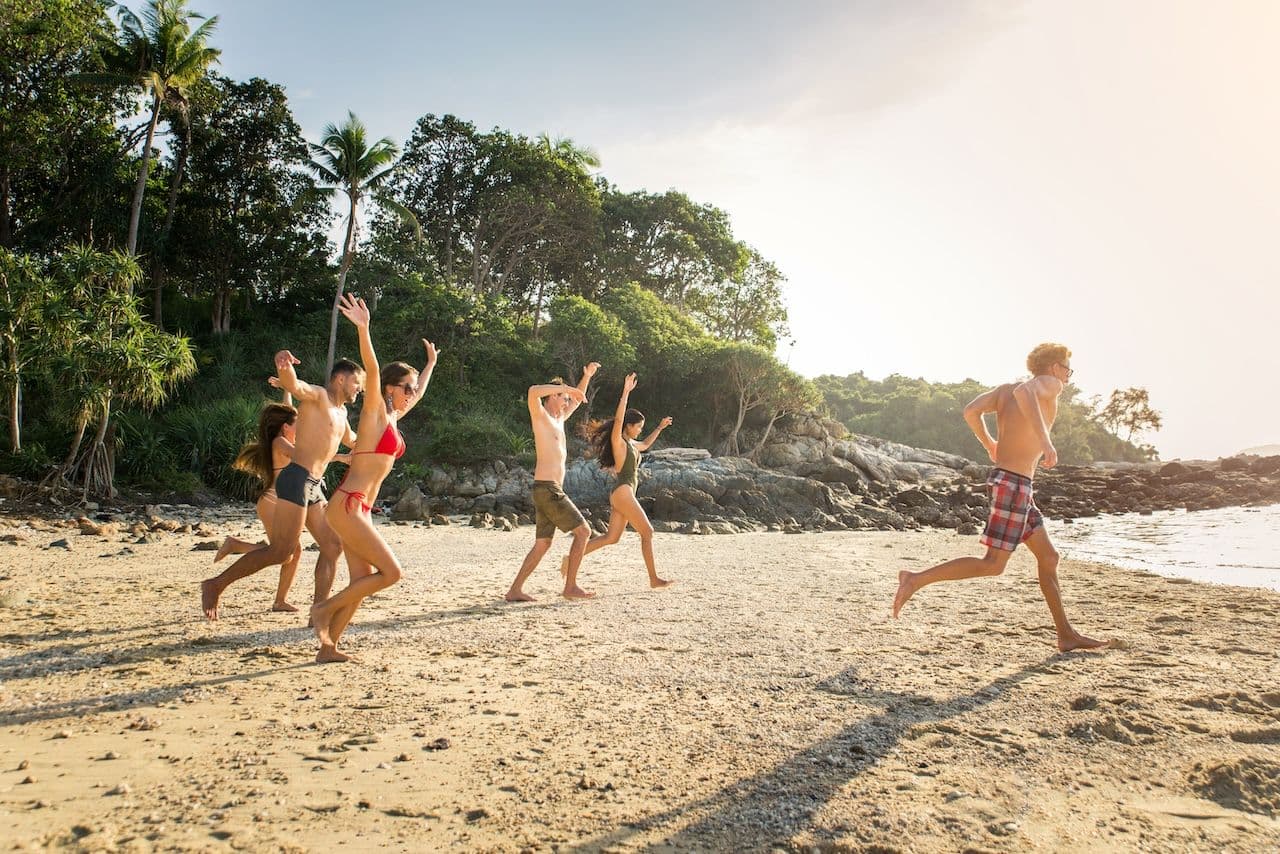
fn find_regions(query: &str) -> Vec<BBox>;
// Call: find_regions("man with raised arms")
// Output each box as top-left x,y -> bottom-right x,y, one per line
892,342 -> 1109,652
200,343 -> 362,620
505,362 -> 599,602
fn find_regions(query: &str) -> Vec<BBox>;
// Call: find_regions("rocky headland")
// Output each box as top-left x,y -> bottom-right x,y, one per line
382,416 -> 1280,534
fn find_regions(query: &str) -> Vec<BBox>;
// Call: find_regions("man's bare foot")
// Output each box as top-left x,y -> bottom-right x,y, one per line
310,604 -> 333,646
649,577 -> 675,589
214,538 -> 234,563
1058,633 -> 1110,652
504,590 -> 535,603
271,602 -> 299,613
559,555 -> 569,578
562,585 -> 596,600
892,570 -> 915,619
315,644 -> 350,664
201,579 -> 221,621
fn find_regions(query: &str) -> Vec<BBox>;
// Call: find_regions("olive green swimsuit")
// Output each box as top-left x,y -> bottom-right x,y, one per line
613,440 -> 639,493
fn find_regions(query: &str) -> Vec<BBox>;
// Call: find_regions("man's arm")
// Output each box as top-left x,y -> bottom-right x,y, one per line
962,388 -> 1001,462
527,384 -> 586,419
1013,375 -> 1063,467
638,416 -> 673,452
564,361 -> 600,419
274,350 -> 326,403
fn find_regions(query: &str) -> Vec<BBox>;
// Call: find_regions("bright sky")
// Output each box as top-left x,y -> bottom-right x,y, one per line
171,0 -> 1280,459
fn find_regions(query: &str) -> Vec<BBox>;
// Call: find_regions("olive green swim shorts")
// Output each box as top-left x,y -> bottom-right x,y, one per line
531,480 -> 586,539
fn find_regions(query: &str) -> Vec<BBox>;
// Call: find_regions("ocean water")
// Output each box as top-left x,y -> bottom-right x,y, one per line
1051,502 -> 1280,592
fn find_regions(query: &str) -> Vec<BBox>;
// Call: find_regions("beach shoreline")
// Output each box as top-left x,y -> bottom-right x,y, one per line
1,515 -> 1278,851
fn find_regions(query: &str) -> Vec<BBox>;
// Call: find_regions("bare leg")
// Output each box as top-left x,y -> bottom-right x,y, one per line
562,524 -> 595,599
215,536 -> 265,563
328,562 -> 375,646
611,487 -> 672,588
892,547 -> 1011,619
271,544 -> 302,612
201,500 -> 306,620
507,538 -> 552,602
305,500 -> 342,605
1023,527 -> 1108,651
565,510 -> 625,575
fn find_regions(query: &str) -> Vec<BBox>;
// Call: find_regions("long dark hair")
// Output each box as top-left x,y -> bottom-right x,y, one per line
232,403 -> 296,495
380,361 -> 415,404
582,409 -> 644,469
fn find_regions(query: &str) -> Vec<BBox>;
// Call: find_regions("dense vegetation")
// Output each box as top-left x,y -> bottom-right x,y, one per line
815,373 -> 1156,465
0,0 -> 1154,499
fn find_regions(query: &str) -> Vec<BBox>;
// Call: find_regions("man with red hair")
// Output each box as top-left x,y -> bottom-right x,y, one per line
893,343 -> 1108,652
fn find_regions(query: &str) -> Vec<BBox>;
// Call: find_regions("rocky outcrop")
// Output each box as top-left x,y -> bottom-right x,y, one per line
1034,457 -> 1280,518
368,416 -> 1280,534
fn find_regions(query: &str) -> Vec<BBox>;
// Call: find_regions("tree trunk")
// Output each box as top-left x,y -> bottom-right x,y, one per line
7,368 -> 19,454
125,94 -> 163,258
0,165 -> 11,249
531,278 -> 546,339
60,419 -> 88,475
151,119 -> 191,328
748,410 -> 784,461
326,198 -> 359,373
80,397 -> 114,499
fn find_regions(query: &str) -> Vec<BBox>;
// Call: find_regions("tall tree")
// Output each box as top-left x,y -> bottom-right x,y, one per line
308,111 -> 417,372
170,76 -> 330,333
102,0 -> 220,257
536,132 -> 601,171
0,0 -> 118,249
688,247 -> 789,349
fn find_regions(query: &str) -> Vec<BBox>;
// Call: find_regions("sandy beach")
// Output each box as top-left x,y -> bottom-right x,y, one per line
1,511 -> 1278,852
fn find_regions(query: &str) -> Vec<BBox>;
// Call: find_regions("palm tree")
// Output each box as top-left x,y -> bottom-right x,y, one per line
309,112 -> 419,372
106,0 -> 220,257
537,132 -> 601,171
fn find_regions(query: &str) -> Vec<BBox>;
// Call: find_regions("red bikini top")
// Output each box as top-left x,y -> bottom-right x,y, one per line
355,423 -> 406,459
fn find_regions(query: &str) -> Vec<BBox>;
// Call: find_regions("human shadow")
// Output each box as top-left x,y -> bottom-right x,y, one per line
0,661 -> 313,727
576,653 -> 1081,850
0,597 -> 561,684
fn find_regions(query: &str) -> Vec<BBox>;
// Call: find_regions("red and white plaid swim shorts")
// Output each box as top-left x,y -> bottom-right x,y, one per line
979,467 -> 1044,551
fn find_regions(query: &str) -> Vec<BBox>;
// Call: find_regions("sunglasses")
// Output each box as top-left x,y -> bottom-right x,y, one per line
1057,363 -> 1074,378
398,382 -> 415,395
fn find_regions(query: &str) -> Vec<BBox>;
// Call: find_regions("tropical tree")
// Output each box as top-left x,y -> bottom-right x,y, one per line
102,0 -> 220,257
537,132 -> 601,171
308,111 -> 418,372
1097,387 -> 1162,443
44,245 -> 196,498
688,247 -> 789,349
0,249 -> 74,452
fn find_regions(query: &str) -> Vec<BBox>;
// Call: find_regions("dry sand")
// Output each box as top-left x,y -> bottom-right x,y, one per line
1,509 -> 1278,852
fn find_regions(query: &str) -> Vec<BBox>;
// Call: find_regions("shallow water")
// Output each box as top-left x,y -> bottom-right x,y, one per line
1052,501 -> 1280,592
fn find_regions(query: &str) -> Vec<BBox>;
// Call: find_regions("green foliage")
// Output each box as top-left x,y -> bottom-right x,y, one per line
815,372 -> 1156,464
1097,387 -> 1162,443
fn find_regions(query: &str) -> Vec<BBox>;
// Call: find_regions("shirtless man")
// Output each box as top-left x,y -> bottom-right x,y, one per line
200,350 -> 362,620
505,362 -> 599,602
892,343 -> 1108,652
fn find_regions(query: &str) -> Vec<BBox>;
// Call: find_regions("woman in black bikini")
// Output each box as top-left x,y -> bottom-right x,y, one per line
575,372 -> 674,588
310,294 -> 439,663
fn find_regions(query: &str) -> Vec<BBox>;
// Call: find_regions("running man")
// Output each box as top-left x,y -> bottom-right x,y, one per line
505,362 -> 599,602
892,343 -> 1108,652
200,331 -> 365,620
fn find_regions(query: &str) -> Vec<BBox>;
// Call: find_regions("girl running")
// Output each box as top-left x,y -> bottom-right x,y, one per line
574,372 -> 674,589
310,294 -> 438,663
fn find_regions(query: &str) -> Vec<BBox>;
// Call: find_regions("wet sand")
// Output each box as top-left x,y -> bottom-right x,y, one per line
1,511 -> 1278,851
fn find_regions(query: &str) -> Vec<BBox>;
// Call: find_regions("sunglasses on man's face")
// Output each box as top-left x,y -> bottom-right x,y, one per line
1058,363 -> 1074,379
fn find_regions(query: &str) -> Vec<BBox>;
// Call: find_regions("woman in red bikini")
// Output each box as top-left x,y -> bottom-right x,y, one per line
310,293 -> 438,663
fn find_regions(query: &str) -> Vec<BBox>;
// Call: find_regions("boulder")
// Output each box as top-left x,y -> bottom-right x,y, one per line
391,486 -> 430,521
